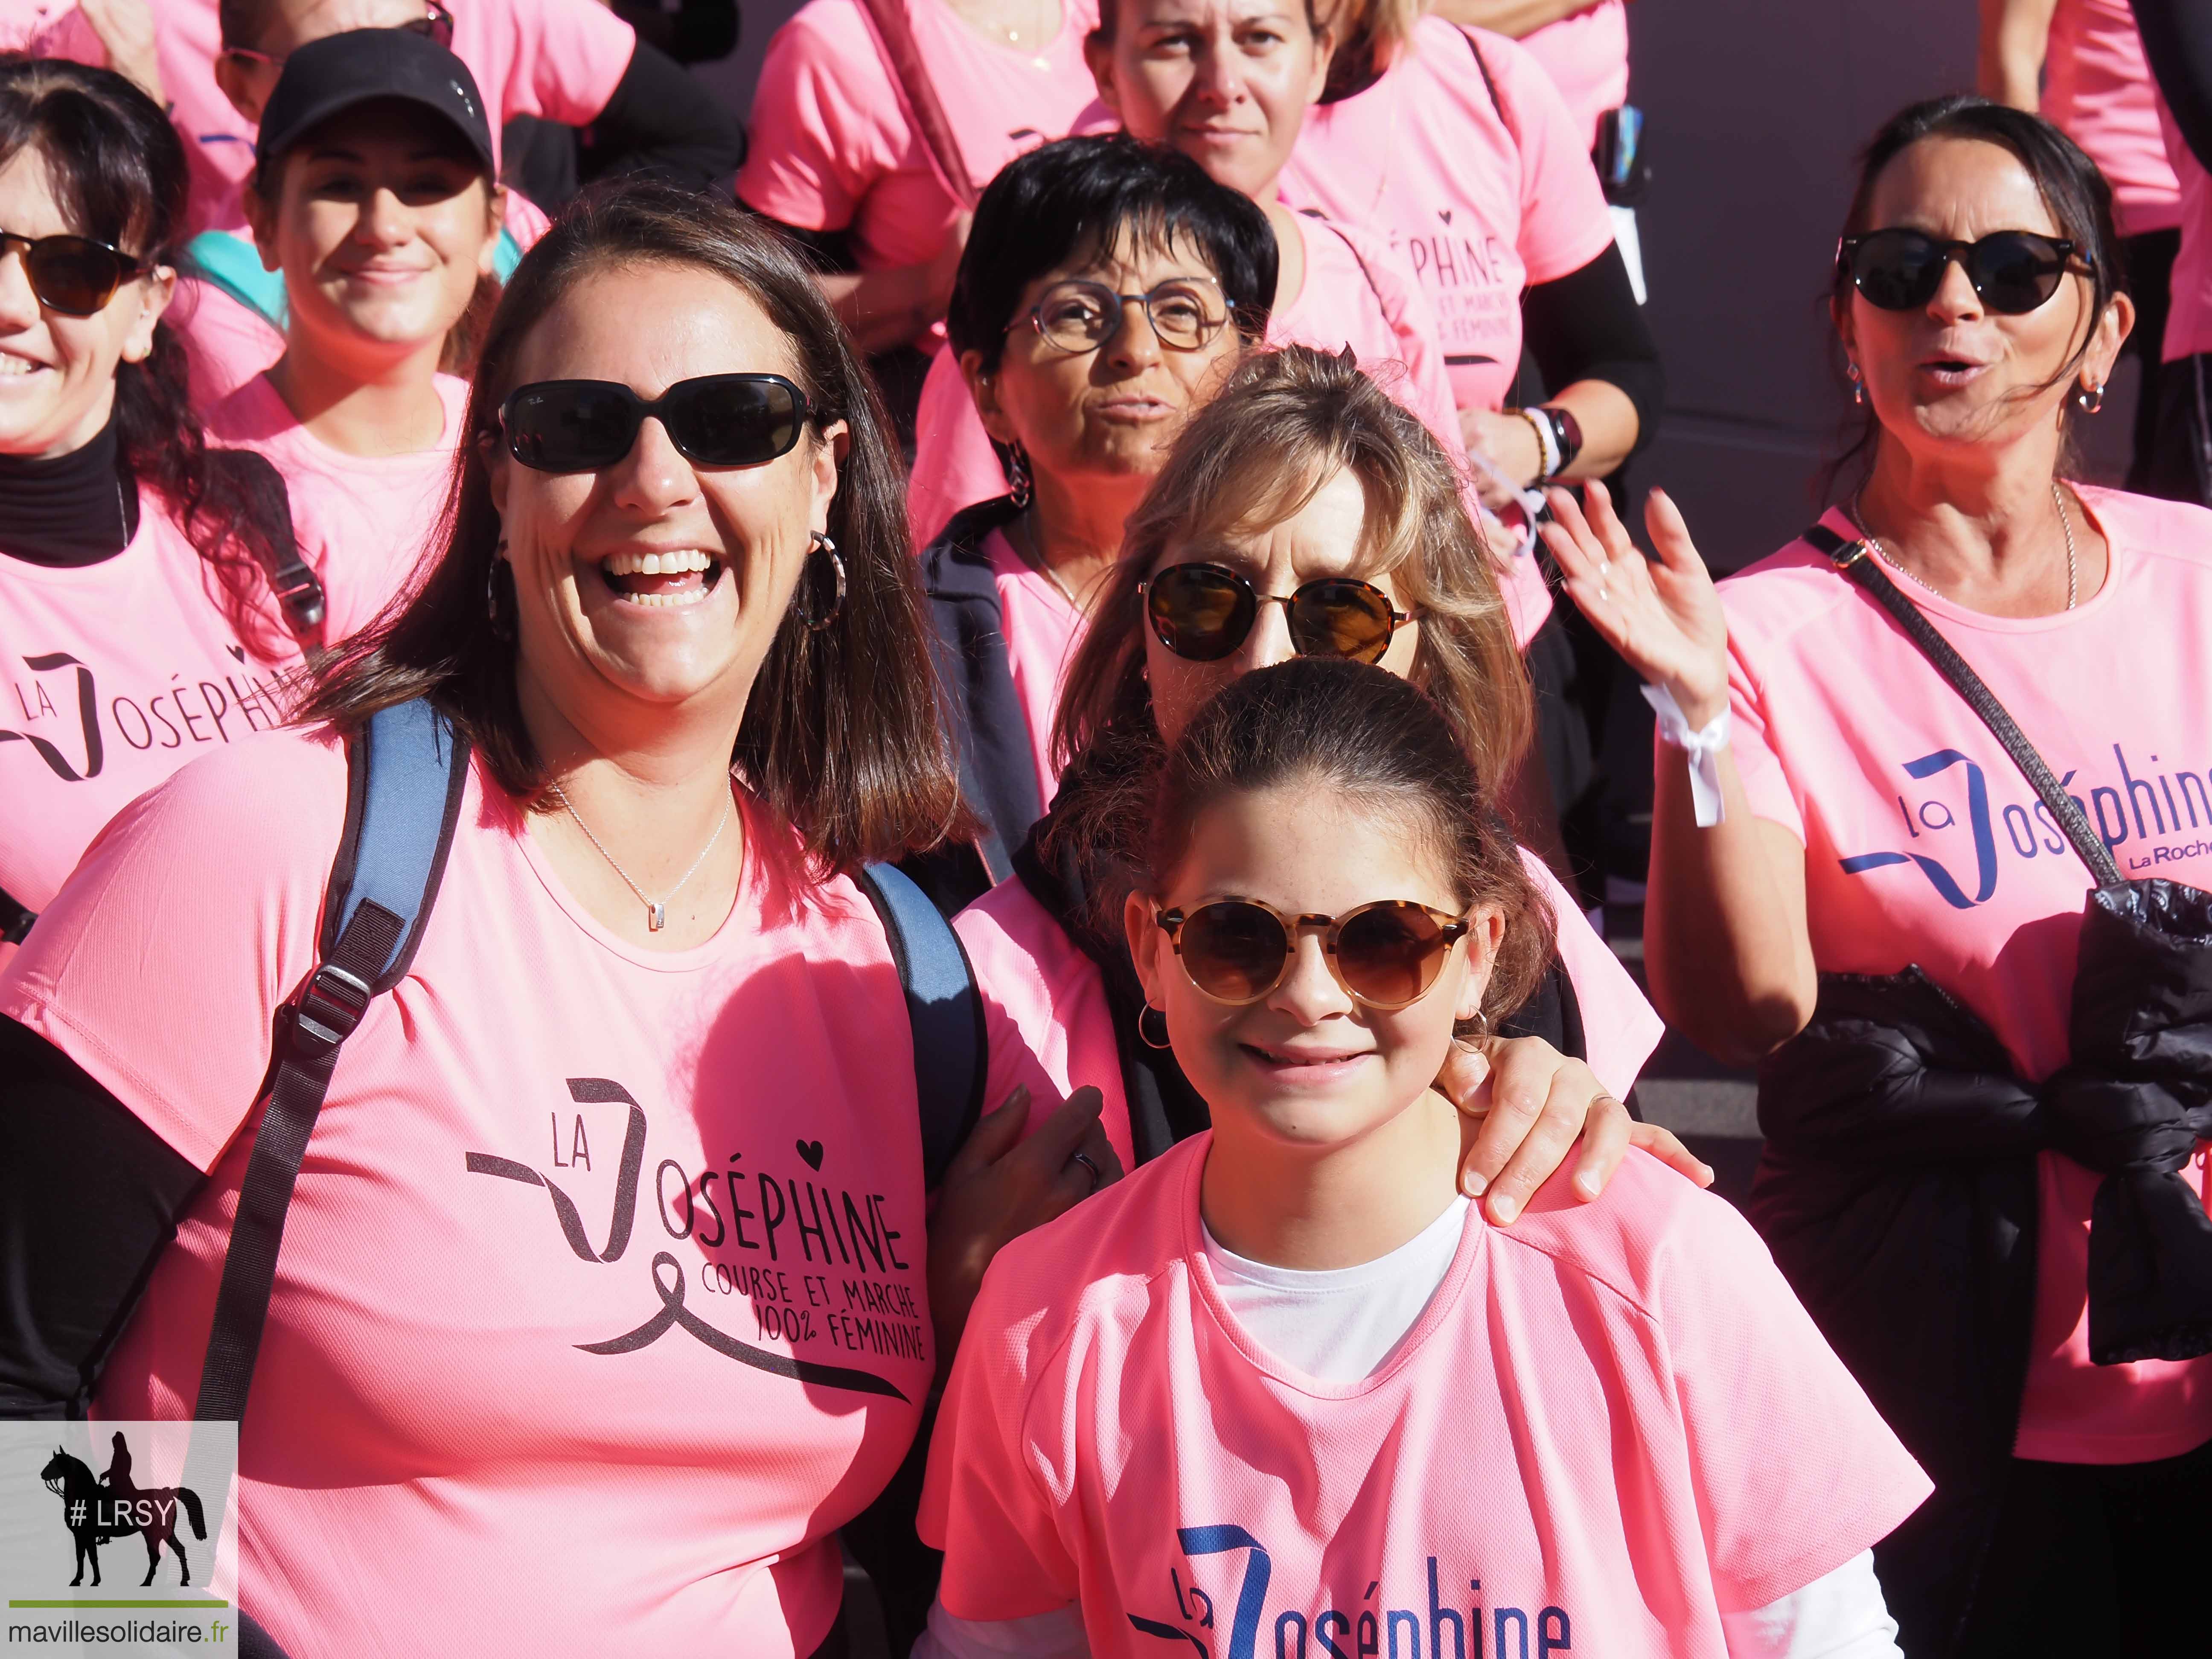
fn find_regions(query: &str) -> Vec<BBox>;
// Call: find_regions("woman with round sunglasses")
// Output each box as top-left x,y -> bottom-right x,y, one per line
204,32 -> 504,632
0,56 -> 365,940
1541,97 -> 2212,1656
0,183 -> 1112,1654
904,134 -> 1274,908
937,348 -> 1695,1337
918,657 -> 1925,1659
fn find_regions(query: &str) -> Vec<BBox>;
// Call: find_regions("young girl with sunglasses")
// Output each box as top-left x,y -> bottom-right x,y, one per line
1541,98 -> 2212,1654
205,31 -> 504,629
0,57 -> 356,941
919,656 -> 1927,1659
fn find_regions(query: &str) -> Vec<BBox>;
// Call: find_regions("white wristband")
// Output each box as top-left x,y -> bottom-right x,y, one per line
1642,682 -> 1729,827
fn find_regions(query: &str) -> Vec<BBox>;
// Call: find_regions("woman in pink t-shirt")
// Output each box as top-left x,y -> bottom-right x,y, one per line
0,59 -> 326,931
946,347 -> 1692,1255
205,32 -> 505,637
1542,97 -> 2212,1655
0,185 -> 1114,1656
919,657 -> 1928,1659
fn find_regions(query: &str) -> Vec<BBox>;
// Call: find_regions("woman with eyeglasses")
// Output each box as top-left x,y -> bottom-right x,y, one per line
204,32 -> 504,634
0,57 -> 372,944
1540,97 -> 2212,1656
926,347 -> 1695,1370
0,182 -> 1085,1653
131,0 -> 741,406
918,657 -> 1924,1659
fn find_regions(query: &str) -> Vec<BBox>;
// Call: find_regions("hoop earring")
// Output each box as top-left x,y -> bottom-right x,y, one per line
2077,381 -> 2106,415
794,531 -> 846,633
1137,1004 -> 1172,1051
1847,362 -> 1866,407
1007,443 -> 1034,511
485,544 -> 514,641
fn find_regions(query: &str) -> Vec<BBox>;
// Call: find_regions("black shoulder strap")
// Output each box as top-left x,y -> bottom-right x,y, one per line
856,862 -> 987,1190
1804,521 -> 2122,888
0,883 -> 32,947
1457,22 -> 1506,124
194,699 -> 469,1423
205,448 -> 326,651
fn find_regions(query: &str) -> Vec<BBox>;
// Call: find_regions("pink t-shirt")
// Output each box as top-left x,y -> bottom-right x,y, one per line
1516,0 -> 1630,154
1281,20 -> 1616,416
1720,488 -> 2212,1464
0,498 -> 311,914
207,371 -> 467,635
920,1135 -> 1930,1652
2158,92 -> 2212,363
953,847 -> 1662,1170
0,731 -> 934,1656
981,527 -> 1087,810
739,0 -> 1105,270
171,280 -> 288,413
2048,0 -> 2182,239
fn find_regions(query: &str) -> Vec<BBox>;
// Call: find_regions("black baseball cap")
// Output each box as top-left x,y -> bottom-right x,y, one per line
254,28 -> 495,172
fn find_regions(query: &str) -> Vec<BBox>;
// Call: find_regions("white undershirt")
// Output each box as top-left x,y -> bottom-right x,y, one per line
916,1199 -> 1903,1659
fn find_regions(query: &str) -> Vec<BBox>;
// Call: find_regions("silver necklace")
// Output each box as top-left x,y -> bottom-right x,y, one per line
1019,509 -> 1090,614
1850,481 -> 2078,612
548,777 -> 733,932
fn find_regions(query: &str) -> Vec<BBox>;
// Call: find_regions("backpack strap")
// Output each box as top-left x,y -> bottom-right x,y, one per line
854,0 -> 981,211
0,882 -> 32,946
185,230 -> 289,332
194,699 -> 469,1422
205,448 -> 327,649
857,862 -> 987,1190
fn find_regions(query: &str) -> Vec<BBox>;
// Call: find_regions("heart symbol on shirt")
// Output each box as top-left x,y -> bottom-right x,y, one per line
1438,208 -> 1455,224
226,643 -> 246,662
796,1140 -> 824,1170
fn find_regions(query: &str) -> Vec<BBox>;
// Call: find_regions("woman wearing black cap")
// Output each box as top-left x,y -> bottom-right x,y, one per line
207,30 -> 507,633
0,57 -> 338,949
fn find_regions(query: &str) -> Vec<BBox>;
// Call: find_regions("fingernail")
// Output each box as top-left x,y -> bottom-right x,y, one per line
1574,1172 -> 1601,1199
1461,1171 -> 1487,1198
1488,1192 -> 1519,1223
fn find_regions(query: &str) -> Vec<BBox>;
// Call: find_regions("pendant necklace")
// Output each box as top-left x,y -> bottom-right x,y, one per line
550,777 -> 733,932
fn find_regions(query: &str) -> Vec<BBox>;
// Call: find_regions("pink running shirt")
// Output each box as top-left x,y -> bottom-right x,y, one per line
739,0 -> 1106,273
0,732 -> 935,1656
2046,0 -> 2182,239
1281,20 -> 1616,417
1720,487 -> 2212,1464
0,498 -> 304,913
206,371 -> 468,637
981,526 -> 1087,811
1516,0 -> 1630,154
953,846 -> 1663,1170
920,1136 -> 1930,1653
2158,92 -> 2212,363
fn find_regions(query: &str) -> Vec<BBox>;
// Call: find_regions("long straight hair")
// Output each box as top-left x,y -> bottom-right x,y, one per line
300,183 -> 964,874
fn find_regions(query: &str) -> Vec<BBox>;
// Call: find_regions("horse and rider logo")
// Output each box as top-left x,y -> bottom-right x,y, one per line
38,1431 -> 208,1588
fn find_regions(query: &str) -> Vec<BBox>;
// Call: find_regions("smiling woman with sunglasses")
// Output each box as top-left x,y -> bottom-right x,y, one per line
0,57 -> 358,944
917,657 -> 1926,1659
1540,96 -> 2212,1656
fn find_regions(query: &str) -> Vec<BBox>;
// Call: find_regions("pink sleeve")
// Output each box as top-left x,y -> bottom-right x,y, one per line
909,343 -> 1013,548
1,5 -> 102,61
0,736 -> 346,1173
916,1254 -> 1084,1619
498,0 -> 636,125
1484,30 -> 1615,286
736,2 -> 903,235
1653,1187 -> 1933,1609
1519,849 -> 1662,1097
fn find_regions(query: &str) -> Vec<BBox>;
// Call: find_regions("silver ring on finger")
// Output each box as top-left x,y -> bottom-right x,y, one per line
1068,1149 -> 1102,1190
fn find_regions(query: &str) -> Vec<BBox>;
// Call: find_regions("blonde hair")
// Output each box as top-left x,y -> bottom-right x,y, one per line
1052,344 -> 1533,796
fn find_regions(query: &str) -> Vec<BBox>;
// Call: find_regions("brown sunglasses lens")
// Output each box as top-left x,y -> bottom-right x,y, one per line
1288,579 -> 1398,665
1146,565 -> 1254,662
1179,902 -> 1293,1002
1334,903 -> 1452,1007
23,238 -> 127,317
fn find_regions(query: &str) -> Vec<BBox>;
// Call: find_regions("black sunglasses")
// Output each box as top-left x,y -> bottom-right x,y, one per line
0,229 -> 146,317
1838,229 -> 2093,316
225,0 -> 453,66
1138,562 -> 1412,666
498,375 -> 814,473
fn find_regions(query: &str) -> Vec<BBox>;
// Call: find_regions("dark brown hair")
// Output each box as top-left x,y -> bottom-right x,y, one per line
1146,656 -> 1552,1032
0,57 -> 299,658
300,181 -> 963,874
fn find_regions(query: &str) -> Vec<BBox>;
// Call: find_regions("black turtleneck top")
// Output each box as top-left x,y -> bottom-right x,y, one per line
0,416 -> 141,568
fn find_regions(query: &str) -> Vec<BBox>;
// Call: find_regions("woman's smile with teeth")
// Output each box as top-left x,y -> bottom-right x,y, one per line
599,547 -> 722,607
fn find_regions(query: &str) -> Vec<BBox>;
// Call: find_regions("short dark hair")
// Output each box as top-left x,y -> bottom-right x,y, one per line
0,56 -> 298,658
1145,657 -> 1553,1034
300,181 -> 963,874
1828,96 -> 2124,486
945,134 -> 1278,375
